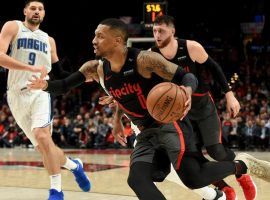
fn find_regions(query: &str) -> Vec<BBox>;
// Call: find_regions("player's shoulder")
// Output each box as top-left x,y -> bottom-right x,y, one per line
48,36 -> 56,44
2,20 -> 19,30
186,40 -> 208,62
186,40 -> 202,48
0,20 -> 20,37
186,39 -> 205,53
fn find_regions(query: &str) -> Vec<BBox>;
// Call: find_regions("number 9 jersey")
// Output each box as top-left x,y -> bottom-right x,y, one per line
7,20 -> 51,91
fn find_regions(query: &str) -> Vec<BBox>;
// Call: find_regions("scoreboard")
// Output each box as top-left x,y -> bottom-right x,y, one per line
143,2 -> 168,29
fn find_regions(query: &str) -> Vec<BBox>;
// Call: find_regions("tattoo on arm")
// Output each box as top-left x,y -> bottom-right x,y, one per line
137,51 -> 178,80
79,60 -> 99,80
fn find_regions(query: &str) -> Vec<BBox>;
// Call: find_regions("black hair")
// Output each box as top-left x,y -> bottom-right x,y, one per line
25,0 -> 45,7
153,15 -> 175,28
100,18 -> 129,43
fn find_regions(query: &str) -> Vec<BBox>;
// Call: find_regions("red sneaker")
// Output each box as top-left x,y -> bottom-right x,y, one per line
237,174 -> 257,200
221,186 -> 237,200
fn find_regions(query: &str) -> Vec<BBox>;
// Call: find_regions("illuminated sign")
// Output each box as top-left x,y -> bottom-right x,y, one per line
143,2 -> 167,29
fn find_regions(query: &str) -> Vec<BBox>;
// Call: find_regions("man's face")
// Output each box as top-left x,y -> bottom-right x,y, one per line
24,1 -> 45,25
153,23 -> 174,48
92,24 -> 116,58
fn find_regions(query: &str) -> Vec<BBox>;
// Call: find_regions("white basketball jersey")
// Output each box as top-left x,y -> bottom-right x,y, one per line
7,21 -> 51,90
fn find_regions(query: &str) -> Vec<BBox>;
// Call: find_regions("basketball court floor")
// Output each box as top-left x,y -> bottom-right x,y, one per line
0,148 -> 270,200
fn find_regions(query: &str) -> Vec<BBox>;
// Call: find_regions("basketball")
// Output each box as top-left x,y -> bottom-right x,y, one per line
146,82 -> 187,123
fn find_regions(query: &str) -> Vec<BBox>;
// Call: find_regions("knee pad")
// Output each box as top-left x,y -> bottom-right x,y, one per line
206,143 -> 235,161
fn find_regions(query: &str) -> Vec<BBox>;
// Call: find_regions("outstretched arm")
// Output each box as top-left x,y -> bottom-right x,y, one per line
28,60 -> 100,95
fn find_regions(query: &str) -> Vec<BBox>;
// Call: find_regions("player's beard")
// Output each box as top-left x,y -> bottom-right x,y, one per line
27,17 -> 43,25
156,36 -> 171,48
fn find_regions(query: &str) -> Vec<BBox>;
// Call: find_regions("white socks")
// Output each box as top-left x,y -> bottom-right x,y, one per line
62,157 -> 77,170
49,158 -> 78,192
50,174 -> 61,192
193,187 -> 217,200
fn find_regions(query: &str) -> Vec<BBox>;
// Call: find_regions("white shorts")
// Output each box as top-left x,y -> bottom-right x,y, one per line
7,90 -> 52,146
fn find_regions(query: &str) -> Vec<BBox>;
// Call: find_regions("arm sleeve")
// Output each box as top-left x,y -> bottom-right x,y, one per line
171,66 -> 198,92
203,56 -> 231,93
45,71 -> 86,95
49,61 -> 71,79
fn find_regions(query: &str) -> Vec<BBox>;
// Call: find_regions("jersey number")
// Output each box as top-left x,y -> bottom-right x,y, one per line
28,52 -> 36,65
138,94 -> 147,109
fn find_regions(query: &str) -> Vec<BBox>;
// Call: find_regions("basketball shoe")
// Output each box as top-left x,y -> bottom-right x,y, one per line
48,189 -> 63,200
221,186 -> 237,200
237,174 -> 257,200
71,158 -> 91,192
235,153 -> 270,182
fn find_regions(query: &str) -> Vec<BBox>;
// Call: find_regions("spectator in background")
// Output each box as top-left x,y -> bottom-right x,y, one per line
243,120 -> 254,150
95,117 -> 111,149
52,116 -> 66,147
259,120 -> 270,150
123,121 -> 135,148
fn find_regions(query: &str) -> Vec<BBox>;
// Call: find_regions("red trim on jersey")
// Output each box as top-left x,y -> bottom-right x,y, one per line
184,66 -> 190,72
173,121 -> 185,170
117,102 -> 144,118
208,92 -> 222,143
192,92 -> 208,96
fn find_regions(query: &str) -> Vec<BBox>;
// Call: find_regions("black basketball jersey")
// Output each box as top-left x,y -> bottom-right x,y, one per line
102,48 -> 163,128
151,39 -> 210,95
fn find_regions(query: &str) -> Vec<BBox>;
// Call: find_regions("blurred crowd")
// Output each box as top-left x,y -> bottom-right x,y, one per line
0,87 -> 136,149
217,42 -> 270,151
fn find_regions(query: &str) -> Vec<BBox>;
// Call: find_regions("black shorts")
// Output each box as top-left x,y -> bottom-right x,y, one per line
130,118 -> 197,171
188,93 -> 222,147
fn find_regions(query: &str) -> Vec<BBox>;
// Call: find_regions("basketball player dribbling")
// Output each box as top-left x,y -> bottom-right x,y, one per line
28,18 -> 270,200
149,15 -> 255,200
0,1 -> 90,199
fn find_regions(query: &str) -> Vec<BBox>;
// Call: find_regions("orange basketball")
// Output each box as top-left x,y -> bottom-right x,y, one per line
146,82 -> 187,123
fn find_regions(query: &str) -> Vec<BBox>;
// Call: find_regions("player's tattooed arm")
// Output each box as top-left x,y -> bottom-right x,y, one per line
79,60 -> 100,82
137,50 -> 198,120
136,50 -> 179,80
28,60 -> 100,95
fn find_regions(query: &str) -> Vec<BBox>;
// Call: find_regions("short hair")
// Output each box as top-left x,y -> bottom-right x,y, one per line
99,18 -> 129,43
153,15 -> 175,28
24,0 -> 45,8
